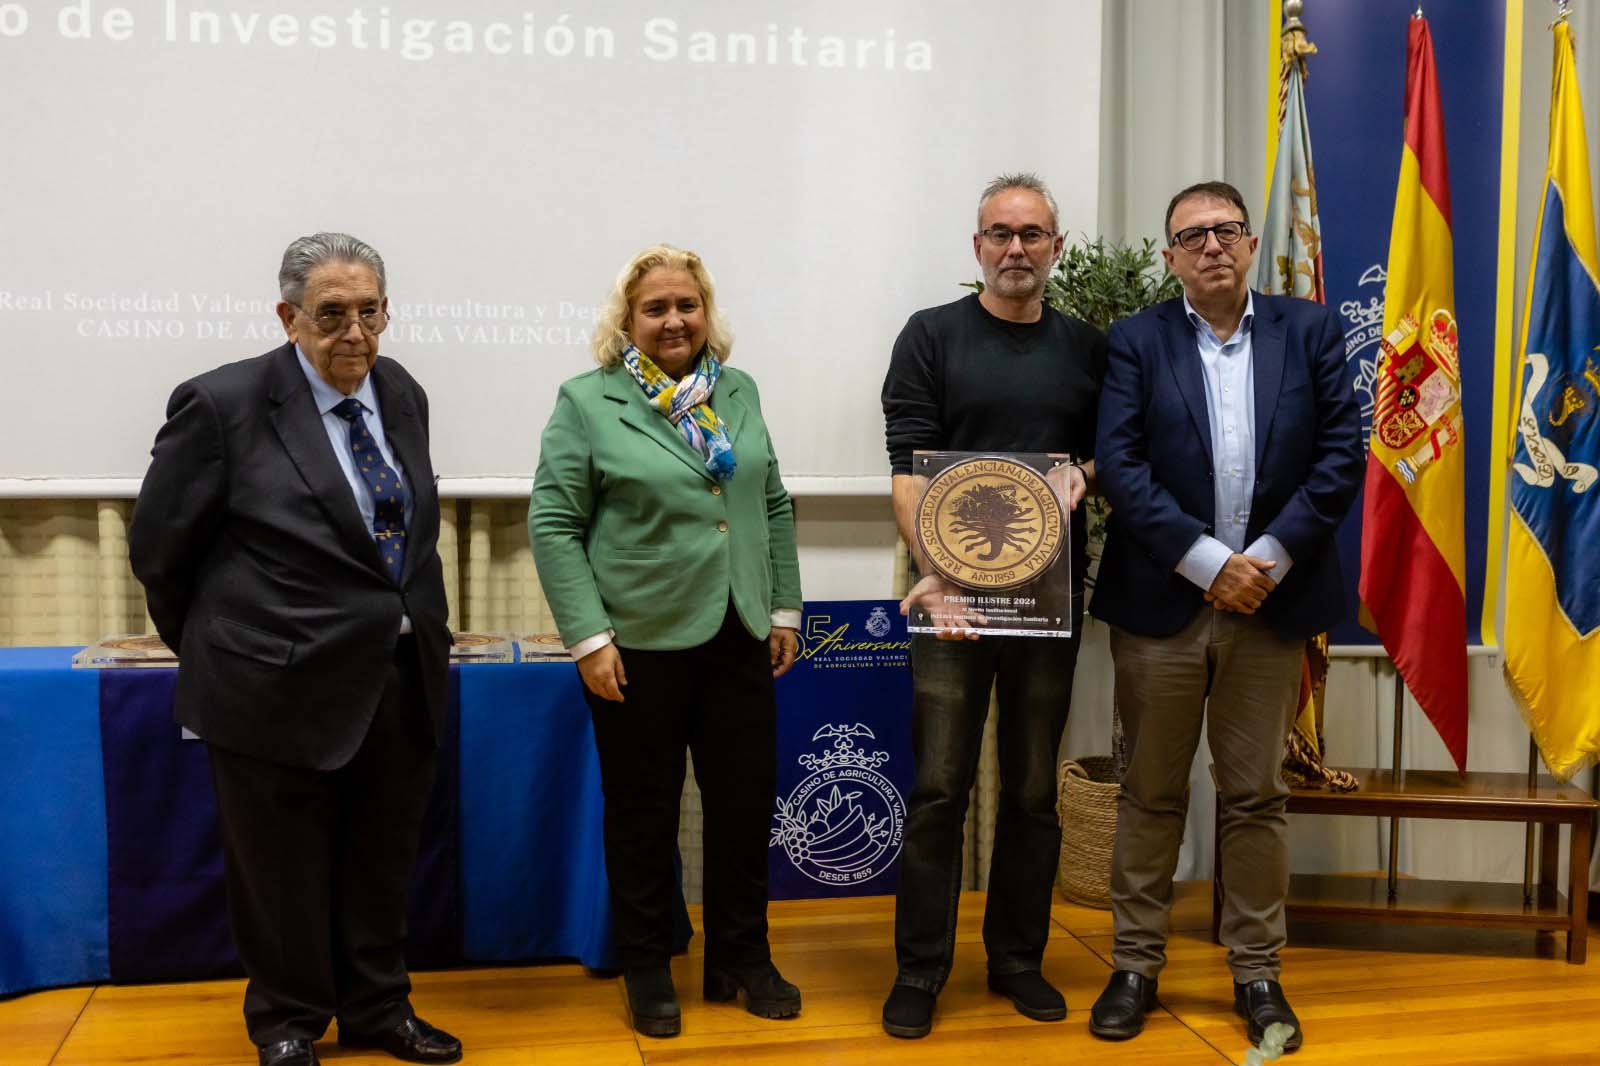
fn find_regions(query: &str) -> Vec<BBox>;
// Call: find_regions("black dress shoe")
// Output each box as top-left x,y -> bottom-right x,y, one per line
258,1039 -> 319,1066
987,971 -> 1066,1021
881,982 -> 935,1039
337,1016 -> 462,1063
624,966 -> 682,1037
1089,970 -> 1158,1040
1234,979 -> 1303,1051
703,960 -> 801,1019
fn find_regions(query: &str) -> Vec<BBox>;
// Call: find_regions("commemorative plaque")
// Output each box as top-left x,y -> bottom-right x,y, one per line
907,451 -> 1074,638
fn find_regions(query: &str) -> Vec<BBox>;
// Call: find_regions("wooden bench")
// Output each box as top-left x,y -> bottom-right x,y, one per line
1210,767 -> 1597,963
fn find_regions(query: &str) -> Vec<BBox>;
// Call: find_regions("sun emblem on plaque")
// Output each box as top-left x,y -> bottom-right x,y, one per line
771,724 -> 906,887
915,457 -> 1063,590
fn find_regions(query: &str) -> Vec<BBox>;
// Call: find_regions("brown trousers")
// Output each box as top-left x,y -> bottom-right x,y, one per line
1108,607 -> 1302,983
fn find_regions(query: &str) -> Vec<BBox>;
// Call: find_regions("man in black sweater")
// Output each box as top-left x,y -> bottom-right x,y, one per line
879,173 -> 1107,1039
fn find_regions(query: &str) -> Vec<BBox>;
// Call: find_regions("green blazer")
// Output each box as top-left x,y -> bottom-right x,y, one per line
528,362 -> 802,651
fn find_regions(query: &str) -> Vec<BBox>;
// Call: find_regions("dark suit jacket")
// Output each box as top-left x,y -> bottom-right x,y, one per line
129,342 -> 451,770
1090,293 -> 1363,640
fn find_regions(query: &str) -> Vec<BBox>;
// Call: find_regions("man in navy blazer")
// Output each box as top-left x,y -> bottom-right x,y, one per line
1086,182 -> 1362,1053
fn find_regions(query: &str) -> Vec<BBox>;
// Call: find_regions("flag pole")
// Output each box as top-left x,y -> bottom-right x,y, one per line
1388,672 -> 1404,899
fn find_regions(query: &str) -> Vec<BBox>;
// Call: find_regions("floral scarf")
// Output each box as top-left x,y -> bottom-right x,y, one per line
621,344 -> 737,481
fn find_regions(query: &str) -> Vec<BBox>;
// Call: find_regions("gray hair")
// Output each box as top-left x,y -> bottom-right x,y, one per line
278,232 -> 387,304
976,172 -> 1060,234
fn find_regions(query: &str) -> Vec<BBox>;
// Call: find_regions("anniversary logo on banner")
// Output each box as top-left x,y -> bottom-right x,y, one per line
768,600 -> 913,900
1302,0 -> 1504,645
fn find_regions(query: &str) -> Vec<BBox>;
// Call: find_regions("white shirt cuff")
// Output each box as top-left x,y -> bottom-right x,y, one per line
771,609 -> 802,630
1175,534 -> 1235,592
1245,533 -> 1294,585
567,629 -> 614,659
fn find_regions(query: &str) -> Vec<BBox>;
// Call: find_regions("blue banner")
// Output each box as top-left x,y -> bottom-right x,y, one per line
768,600 -> 914,900
1304,0 -> 1505,645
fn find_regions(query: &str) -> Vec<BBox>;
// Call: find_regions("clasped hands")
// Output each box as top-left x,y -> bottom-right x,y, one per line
577,626 -> 801,703
1204,552 -> 1277,614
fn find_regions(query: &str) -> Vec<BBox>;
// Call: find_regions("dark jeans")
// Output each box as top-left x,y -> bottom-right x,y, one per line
584,604 -> 777,971
893,601 -> 1083,993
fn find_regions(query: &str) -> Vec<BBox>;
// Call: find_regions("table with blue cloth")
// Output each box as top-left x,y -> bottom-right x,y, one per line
0,600 -> 913,998
0,648 -> 627,996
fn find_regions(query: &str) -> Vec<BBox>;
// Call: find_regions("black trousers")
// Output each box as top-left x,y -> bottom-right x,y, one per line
206,638 -> 437,1046
583,604 -> 777,971
893,597 -> 1084,993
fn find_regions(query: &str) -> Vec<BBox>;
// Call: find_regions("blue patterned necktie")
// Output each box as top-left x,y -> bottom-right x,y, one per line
332,397 -> 407,583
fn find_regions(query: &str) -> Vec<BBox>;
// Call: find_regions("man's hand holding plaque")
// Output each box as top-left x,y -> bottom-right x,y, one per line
899,574 -> 987,640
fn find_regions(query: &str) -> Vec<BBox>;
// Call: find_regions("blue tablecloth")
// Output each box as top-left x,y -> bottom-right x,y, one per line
0,600 -> 913,998
0,647 -> 107,995
0,651 -> 629,996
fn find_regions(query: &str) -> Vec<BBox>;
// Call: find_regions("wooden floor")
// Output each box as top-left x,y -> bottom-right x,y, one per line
7,882 -> 1600,1066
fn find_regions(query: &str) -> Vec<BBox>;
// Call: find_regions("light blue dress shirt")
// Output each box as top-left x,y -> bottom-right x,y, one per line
295,346 -> 414,533
1173,292 -> 1294,592
296,346 -> 415,632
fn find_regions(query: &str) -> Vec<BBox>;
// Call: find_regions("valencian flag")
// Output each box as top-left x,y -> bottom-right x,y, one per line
1505,19 -> 1600,782
1256,13 -> 1324,302
1358,13 -> 1469,771
1255,12 -> 1353,792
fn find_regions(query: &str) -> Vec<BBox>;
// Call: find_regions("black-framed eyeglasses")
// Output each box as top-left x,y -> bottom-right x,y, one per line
978,226 -> 1057,248
291,303 -> 389,337
1170,221 -> 1250,252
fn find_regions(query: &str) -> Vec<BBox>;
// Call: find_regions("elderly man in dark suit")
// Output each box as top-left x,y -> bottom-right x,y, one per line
1087,182 -> 1362,1053
130,233 -> 461,1066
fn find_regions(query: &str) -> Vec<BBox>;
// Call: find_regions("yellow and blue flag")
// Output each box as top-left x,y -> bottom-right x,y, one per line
1505,20 -> 1600,781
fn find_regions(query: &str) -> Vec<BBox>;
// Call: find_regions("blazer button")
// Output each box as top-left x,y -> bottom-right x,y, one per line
716,520 -> 729,533
1206,471 -> 1214,481
710,484 -> 722,495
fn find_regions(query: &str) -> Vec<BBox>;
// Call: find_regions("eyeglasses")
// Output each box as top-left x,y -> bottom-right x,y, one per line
291,303 -> 389,336
1170,221 -> 1250,252
978,226 -> 1057,248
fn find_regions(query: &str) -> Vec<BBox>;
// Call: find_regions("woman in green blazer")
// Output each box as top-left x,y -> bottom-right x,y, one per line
528,245 -> 803,1039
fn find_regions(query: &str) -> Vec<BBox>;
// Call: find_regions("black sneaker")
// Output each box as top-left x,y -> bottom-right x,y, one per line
881,983 -> 935,1039
987,971 -> 1066,1021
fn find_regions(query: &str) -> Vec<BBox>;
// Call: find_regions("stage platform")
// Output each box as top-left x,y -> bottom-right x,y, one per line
6,883 -> 1598,1066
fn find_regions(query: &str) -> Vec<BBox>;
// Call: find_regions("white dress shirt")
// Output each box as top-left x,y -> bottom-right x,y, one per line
1173,292 -> 1294,592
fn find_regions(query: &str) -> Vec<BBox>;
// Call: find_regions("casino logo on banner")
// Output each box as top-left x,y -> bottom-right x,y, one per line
770,722 -> 907,888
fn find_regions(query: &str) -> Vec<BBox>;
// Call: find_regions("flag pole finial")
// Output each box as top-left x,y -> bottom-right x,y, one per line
1283,0 -> 1305,32
1552,0 -> 1572,24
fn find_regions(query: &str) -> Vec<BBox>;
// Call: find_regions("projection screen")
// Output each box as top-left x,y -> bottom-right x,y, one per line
0,0 -> 1101,493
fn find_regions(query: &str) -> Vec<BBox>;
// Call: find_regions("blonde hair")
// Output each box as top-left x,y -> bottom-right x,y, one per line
591,244 -> 734,367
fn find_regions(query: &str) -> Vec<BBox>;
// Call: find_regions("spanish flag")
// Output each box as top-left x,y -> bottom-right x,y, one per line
1358,14 -> 1469,772
1505,19 -> 1600,782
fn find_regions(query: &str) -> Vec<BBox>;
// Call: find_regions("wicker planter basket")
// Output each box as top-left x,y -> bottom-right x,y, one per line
1056,756 -> 1120,908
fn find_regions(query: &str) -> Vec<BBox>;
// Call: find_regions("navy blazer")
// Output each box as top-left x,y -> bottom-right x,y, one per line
1090,292 -> 1363,640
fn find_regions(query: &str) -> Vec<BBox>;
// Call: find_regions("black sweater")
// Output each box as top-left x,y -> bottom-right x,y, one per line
882,293 -> 1108,576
